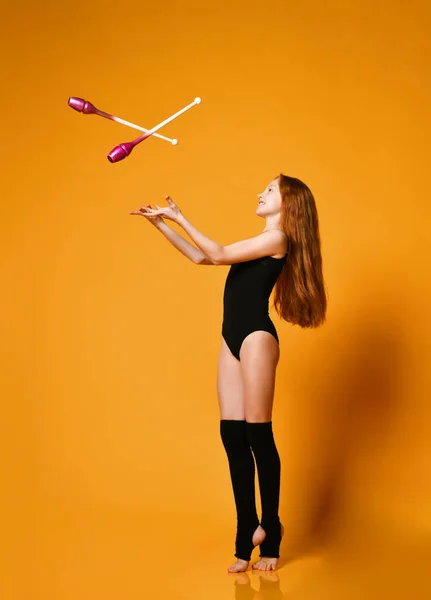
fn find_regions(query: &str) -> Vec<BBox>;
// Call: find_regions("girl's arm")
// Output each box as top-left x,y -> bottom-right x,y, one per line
176,214 -> 223,262
176,214 -> 286,264
156,221 -> 216,265
142,200 -> 286,264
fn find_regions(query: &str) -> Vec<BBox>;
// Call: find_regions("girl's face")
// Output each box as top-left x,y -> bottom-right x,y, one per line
256,178 -> 282,216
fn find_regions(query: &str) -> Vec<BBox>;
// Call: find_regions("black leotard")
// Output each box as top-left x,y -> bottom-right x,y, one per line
221,254 -> 287,360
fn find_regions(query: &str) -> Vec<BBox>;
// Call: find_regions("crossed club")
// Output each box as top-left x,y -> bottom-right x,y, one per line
68,96 -> 202,163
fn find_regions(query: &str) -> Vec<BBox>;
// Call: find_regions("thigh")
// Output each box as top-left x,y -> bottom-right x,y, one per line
217,337 -> 245,420
239,331 -> 280,422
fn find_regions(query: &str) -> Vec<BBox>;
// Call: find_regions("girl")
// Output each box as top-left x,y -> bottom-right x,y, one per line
129,174 -> 327,572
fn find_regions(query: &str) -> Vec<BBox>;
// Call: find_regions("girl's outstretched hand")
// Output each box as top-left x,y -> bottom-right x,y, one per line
128,204 -> 165,228
130,196 -> 182,223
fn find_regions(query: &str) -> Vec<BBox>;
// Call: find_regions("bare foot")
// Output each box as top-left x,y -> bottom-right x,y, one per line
252,557 -> 279,571
252,522 -> 285,571
227,525 -> 266,572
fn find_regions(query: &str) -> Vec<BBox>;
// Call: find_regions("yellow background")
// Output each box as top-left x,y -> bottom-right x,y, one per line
2,0 -> 431,598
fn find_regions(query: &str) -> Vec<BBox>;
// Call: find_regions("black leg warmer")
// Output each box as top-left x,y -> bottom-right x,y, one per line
220,419 -> 260,561
245,421 -> 282,558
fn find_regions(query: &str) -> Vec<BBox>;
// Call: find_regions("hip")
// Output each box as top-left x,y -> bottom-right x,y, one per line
222,313 -> 278,338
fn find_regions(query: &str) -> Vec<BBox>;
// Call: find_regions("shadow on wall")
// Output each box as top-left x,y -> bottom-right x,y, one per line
279,298 -> 409,560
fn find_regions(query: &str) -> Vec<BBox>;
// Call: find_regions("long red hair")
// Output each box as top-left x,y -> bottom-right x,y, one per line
272,174 -> 328,328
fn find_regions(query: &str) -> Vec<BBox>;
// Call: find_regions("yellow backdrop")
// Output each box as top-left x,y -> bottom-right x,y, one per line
2,0 -> 431,598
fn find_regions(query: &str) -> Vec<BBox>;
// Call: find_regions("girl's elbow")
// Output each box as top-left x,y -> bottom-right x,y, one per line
198,255 -> 218,265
